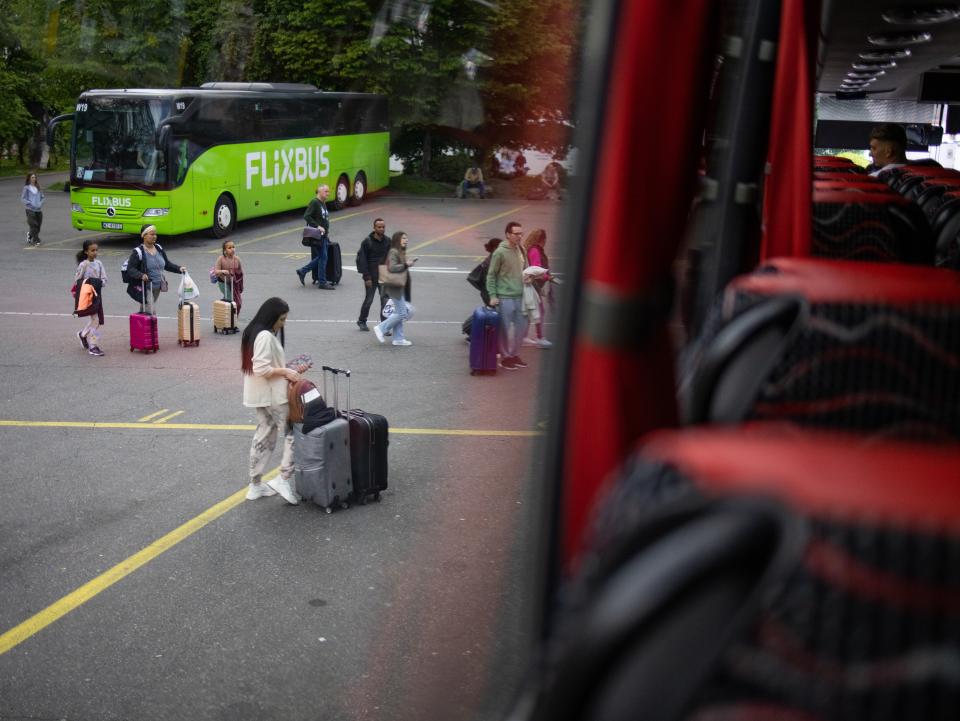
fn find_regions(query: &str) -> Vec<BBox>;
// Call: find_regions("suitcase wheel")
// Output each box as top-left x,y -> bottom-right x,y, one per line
340,500 -> 349,510
324,506 -> 332,515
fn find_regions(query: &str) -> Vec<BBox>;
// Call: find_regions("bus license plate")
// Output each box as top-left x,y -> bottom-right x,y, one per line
101,222 -> 123,230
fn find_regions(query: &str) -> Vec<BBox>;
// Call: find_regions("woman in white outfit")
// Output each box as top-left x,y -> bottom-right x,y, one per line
240,297 -> 306,503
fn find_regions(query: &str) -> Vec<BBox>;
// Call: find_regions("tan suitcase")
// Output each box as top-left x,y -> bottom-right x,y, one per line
177,301 -> 201,346
213,299 -> 238,334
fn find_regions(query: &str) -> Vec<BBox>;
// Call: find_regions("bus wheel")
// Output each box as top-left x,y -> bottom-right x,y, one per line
333,175 -> 350,210
351,172 -> 367,206
212,194 -> 236,238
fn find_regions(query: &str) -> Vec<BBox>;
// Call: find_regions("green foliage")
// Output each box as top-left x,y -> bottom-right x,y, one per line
0,0 -> 582,174
388,173 -> 455,196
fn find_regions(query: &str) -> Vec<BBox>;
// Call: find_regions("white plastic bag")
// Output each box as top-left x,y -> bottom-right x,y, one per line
178,270 -> 200,301
382,298 -> 415,319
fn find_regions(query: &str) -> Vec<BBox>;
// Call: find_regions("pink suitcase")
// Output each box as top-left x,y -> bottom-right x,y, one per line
130,282 -> 159,353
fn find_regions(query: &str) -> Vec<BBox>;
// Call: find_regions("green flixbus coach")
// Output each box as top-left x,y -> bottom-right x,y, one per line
49,82 -> 389,238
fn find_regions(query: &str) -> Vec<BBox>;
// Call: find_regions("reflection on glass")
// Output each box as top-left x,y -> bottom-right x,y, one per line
73,98 -> 171,187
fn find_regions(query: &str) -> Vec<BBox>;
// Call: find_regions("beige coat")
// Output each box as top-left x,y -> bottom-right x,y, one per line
243,330 -> 288,408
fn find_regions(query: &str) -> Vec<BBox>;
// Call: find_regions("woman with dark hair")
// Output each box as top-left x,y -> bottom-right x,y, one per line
241,297 -> 305,503
21,172 -> 44,246
373,231 -> 418,347
462,237 -> 503,339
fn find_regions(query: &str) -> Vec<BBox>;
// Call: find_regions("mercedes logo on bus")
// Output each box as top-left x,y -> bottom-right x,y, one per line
106,206 -> 116,217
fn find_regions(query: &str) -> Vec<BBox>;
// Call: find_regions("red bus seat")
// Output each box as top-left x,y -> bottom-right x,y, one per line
812,190 -> 934,264
813,171 -> 884,183
543,425 -> 960,721
813,180 -> 899,194
813,154 -> 854,165
683,257 -> 960,440
932,191 -> 960,269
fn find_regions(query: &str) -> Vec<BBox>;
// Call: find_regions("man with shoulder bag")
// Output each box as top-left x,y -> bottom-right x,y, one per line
296,184 -> 335,289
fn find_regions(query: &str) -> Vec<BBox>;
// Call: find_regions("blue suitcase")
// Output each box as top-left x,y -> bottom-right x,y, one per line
469,306 -> 499,375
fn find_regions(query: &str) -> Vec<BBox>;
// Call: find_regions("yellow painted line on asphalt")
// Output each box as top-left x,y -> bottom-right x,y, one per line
0,467 -> 282,657
153,410 -> 184,423
137,410 -> 169,422
0,420 -> 540,437
408,206 -> 527,253
228,207 -> 378,251
42,232 -> 112,248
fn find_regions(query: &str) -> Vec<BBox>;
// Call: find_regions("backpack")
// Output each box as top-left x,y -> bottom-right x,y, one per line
121,243 -> 164,284
120,245 -> 144,284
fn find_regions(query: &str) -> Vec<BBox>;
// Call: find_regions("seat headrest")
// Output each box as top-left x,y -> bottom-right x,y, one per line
730,257 -> 960,304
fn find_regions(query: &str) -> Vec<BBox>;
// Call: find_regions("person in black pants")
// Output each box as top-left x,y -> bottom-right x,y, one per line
296,184 -> 334,289
355,217 -> 390,330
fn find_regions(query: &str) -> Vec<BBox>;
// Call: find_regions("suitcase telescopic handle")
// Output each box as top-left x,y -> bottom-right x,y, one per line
140,280 -> 154,315
321,366 -> 351,415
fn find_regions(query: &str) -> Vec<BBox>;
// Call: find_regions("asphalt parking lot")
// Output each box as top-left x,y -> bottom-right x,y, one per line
0,172 -> 564,721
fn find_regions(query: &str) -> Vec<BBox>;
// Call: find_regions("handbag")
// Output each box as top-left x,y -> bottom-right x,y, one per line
379,263 -> 408,288
302,226 -> 324,247
466,260 -> 487,292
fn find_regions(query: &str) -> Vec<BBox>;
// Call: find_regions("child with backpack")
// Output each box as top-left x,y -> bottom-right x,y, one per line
74,239 -> 107,356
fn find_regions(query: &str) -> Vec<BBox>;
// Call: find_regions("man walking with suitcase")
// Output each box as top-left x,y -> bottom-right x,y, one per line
486,221 -> 529,370
296,184 -> 335,290
355,218 -> 390,331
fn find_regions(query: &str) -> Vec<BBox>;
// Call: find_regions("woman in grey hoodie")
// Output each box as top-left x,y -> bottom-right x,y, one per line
21,172 -> 45,246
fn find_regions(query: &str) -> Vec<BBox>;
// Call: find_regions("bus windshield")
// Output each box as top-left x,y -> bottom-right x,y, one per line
73,97 -> 171,188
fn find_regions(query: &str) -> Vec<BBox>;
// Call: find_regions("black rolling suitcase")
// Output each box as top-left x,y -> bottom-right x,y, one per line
322,366 -> 389,504
326,241 -> 343,285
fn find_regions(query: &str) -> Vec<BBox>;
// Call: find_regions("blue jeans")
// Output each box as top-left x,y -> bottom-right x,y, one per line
497,297 -> 528,358
299,238 -> 327,283
460,180 -> 485,198
377,297 -> 409,342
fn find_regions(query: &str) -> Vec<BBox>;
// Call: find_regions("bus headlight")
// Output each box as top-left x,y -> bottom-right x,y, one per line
71,203 -> 82,212
142,208 -> 169,217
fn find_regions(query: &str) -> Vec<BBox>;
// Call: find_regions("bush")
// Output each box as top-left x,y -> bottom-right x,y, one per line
426,151 -> 476,184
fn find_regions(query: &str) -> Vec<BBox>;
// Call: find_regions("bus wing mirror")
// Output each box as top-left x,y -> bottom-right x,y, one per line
47,113 -> 75,146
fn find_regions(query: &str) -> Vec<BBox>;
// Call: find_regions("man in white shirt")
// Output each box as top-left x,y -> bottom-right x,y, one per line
868,123 -> 909,177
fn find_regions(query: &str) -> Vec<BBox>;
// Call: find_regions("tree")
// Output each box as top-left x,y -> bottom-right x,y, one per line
480,0 -> 578,157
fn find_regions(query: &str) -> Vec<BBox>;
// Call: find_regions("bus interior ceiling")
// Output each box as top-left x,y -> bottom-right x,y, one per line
516,3 -> 960,720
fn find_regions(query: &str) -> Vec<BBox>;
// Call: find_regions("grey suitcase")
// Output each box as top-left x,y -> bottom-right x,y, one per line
292,377 -> 352,513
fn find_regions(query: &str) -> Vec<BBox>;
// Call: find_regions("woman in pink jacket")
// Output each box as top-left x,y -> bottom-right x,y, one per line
521,228 -> 553,348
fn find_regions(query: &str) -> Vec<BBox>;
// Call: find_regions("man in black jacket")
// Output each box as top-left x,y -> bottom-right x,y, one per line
355,218 -> 390,330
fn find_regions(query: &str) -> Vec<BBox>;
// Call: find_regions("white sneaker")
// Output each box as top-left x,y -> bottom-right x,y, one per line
392,339 -> 413,346
268,475 -> 300,505
245,482 -> 277,500
536,338 -> 553,348
521,337 -> 538,347
373,325 -> 385,344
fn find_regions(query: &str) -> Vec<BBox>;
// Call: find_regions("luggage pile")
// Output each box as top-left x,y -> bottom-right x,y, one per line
292,366 -> 389,513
